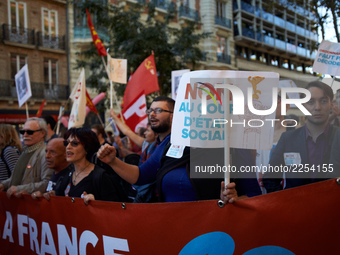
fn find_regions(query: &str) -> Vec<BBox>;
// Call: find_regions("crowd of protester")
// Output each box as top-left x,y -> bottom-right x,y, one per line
0,80 -> 339,205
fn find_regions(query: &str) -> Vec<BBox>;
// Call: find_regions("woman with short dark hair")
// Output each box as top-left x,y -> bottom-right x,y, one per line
54,128 -> 127,204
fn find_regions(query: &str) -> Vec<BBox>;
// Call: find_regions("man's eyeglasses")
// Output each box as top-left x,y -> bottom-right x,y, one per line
63,140 -> 82,147
19,129 -> 42,135
146,108 -> 173,115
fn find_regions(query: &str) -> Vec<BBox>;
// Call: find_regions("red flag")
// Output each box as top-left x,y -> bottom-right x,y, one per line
122,91 -> 148,132
85,89 -> 98,114
86,9 -> 107,56
36,99 -> 46,117
122,54 -> 159,108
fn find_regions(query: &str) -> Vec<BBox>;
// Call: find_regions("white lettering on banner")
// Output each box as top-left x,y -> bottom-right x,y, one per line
1,211 -> 130,255
103,235 -> 130,255
58,225 -> 77,255
17,214 -> 28,247
29,217 -> 40,253
79,230 -> 98,255
2,211 -> 14,243
41,222 -> 57,255
123,95 -> 146,119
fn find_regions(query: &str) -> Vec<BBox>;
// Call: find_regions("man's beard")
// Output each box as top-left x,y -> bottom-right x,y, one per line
151,116 -> 171,134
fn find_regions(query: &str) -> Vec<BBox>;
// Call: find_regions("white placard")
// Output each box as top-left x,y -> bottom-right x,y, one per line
171,70 -> 280,150
313,40 -> 340,76
15,64 -> 32,107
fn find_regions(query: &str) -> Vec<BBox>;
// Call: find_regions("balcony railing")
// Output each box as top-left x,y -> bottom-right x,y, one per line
262,11 -> 274,22
0,79 -> 69,100
151,0 -> 169,11
37,32 -> 66,51
242,27 -> 255,39
286,43 -> 297,54
2,24 -> 35,46
215,16 -> 231,29
240,1 -> 254,13
217,53 -> 231,64
179,6 -> 199,21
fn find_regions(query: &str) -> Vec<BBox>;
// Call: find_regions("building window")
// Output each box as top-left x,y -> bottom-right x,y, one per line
74,0 -> 106,27
216,1 -> 225,18
42,8 -> 58,38
8,0 -> 26,28
44,59 -> 58,86
282,59 -> 289,69
270,55 -> 278,66
217,36 -> 228,61
10,54 -> 26,79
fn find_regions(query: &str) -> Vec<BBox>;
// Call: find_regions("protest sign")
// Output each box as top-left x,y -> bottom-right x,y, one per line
15,64 -> 32,107
313,40 -> 340,76
171,71 -> 280,150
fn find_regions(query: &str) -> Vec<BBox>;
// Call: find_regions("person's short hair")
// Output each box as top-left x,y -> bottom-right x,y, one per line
42,115 -> 57,131
27,117 -> 48,141
64,128 -> 100,161
91,124 -> 106,138
152,96 -> 175,112
0,124 -> 22,151
137,127 -> 147,137
305,81 -> 334,101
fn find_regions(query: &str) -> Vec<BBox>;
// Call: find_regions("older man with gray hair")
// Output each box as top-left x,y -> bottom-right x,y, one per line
0,117 -> 53,197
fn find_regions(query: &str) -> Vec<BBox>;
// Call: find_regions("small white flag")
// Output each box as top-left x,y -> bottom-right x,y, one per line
68,68 -> 86,129
107,54 -> 127,84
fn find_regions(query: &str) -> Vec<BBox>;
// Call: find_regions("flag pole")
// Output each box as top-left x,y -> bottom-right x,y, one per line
223,85 -> 230,186
25,102 -> 29,119
56,105 -> 64,135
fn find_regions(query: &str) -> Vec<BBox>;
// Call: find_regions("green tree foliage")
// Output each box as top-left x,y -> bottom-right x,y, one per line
74,1 -> 210,98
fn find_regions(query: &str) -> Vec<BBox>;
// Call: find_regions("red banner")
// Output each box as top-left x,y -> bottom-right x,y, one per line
1,179 -> 339,254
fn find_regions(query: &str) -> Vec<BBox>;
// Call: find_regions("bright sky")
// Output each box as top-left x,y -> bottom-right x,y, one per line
318,7 -> 338,42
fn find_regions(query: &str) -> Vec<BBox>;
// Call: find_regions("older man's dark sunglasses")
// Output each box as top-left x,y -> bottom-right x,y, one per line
63,140 -> 81,147
19,129 -> 42,135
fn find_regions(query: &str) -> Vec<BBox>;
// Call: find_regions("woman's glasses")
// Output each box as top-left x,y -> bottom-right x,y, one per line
63,140 -> 81,147
19,129 -> 42,135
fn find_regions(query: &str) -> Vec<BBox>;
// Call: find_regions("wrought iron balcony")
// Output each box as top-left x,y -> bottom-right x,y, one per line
37,32 -> 66,51
215,16 -> 231,29
0,79 -> 69,100
2,24 -> 35,46
179,5 -> 199,21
